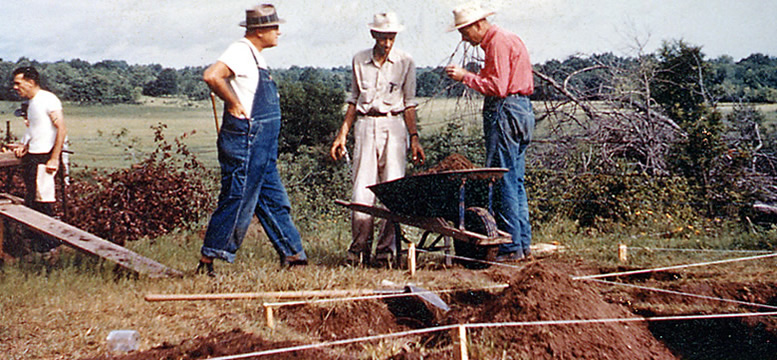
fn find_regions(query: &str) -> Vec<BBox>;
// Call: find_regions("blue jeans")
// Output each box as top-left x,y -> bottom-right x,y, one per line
201,69 -> 305,264
483,95 -> 534,255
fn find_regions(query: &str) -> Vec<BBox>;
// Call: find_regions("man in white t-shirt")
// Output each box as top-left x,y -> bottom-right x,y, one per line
197,4 -> 307,276
12,66 -> 67,218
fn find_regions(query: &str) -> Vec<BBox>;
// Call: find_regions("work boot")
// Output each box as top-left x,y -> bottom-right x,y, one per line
344,251 -> 370,267
282,252 -> 309,268
495,251 -> 524,262
371,255 -> 394,269
196,260 -> 215,277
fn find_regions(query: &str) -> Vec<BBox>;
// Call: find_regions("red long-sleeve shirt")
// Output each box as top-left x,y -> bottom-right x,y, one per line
462,25 -> 534,98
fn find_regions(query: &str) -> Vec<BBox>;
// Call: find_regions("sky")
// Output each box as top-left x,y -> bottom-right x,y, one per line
1,0 -> 776,69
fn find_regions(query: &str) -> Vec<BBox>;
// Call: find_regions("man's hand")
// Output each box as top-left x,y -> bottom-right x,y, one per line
12,144 -> 28,158
445,64 -> 468,82
45,157 -> 59,173
227,102 -> 249,119
410,137 -> 425,165
330,135 -> 347,161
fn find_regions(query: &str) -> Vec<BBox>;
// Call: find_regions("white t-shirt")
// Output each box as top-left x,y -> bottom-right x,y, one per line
218,38 -> 267,115
27,90 -> 62,154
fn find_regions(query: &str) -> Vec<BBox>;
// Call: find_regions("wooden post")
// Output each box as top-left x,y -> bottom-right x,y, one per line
0,216 -> 6,262
408,242 -> 416,277
618,244 -> 628,263
451,324 -> 469,360
264,304 -> 275,329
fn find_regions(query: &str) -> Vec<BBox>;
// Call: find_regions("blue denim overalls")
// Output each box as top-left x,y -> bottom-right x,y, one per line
201,66 -> 306,264
483,94 -> 535,256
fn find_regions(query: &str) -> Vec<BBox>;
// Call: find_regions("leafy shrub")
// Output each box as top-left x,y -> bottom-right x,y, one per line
66,124 -> 215,244
279,144 -> 351,232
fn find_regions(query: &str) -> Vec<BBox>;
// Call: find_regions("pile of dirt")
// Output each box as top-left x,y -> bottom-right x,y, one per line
436,260 -> 676,359
82,328 -> 351,360
279,300 -> 409,341
415,153 -> 475,175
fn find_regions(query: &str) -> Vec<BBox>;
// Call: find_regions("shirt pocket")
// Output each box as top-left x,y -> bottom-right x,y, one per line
358,81 -> 376,105
381,77 -> 404,106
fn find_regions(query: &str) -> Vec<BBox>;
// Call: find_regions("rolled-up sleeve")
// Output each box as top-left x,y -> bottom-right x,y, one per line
403,58 -> 418,108
346,56 -> 360,105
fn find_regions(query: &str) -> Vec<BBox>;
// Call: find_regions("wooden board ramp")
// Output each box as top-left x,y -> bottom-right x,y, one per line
0,197 -> 182,278
0,152 -> 22,168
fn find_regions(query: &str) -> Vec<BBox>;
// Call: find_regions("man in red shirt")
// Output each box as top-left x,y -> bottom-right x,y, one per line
445,3 -> 535,261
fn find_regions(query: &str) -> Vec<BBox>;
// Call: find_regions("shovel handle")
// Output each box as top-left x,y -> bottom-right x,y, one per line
210,92 -> 220,133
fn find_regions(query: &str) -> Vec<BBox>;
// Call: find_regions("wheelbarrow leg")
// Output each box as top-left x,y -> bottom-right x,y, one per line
444,235 -> 452,266
393,222 -> 402,268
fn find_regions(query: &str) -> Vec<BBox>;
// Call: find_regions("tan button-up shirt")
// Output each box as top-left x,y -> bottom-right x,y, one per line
346,47 -> 417,115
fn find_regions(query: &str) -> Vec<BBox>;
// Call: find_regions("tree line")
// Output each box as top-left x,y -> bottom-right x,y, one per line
2,51 -> 776,104
3,40 -> 777,238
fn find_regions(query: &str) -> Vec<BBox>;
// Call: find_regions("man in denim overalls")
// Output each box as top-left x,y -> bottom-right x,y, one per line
198,4 -> 307,275
445,3 -> 535,261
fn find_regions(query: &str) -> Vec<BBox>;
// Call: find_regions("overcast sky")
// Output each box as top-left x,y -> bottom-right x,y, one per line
1,0 -> 775,69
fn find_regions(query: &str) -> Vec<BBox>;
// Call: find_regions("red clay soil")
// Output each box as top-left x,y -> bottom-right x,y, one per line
82,328 -> 355,360
415,153 -> 475,175
85,256 -> 687,359
429,259 -> 676,359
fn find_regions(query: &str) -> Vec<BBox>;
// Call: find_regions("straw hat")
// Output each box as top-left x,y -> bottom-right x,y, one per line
239,4 -> 285,29
448,2 -> 495,32
368,12 -> 405,33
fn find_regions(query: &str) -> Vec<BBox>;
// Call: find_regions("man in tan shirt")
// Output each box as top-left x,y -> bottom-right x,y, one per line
330,11 -> 425,267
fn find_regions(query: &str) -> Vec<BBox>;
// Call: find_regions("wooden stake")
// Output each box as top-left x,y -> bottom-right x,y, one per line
144,289 -> 390,302
0,216 -> 7,263
210,92 -> 220,133
452,324 -> 469,360
408,242 -> 416,277
264,304 -> 275,329
618,244 -> 628,263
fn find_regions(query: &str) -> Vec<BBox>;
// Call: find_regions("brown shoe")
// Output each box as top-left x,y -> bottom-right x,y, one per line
344,251 -> 369,268
371,257 -> 393,269
282,253 -> 308,268
495,251 -> 524,262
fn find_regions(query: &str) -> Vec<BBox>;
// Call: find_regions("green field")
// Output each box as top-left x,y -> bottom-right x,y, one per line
1,98 -> 221,170
2,98 -> 775,171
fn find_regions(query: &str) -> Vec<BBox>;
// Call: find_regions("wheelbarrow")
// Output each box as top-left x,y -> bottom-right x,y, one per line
335,168 -> 512,268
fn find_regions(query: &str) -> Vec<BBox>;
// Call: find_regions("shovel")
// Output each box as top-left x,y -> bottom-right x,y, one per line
381,282 -> 450,327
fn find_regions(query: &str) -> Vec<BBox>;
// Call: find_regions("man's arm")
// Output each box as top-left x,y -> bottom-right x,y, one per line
46,109 -> 66,173
203,61 -> 248,119
330,103 -> 357,161
402,106 -> 425,165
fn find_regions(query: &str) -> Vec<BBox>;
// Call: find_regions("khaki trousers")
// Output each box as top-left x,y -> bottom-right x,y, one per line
348,114 -> 407,261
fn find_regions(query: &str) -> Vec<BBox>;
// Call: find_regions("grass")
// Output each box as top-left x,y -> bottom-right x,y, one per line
2,213 -> 774,359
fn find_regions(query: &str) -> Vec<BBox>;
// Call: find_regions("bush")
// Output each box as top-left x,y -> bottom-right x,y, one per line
66,124 -> 215,244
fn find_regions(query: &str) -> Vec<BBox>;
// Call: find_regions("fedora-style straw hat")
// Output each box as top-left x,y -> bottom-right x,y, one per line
368,12 -> 405,33
239,4 -> 285,28
448,2 -> 495,32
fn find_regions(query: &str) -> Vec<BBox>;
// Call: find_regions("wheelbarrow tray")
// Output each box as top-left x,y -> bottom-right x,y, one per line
367,168 -> 508,222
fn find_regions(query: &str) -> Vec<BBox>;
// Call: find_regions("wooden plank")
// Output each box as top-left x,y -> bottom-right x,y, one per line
336,200 -> 511,245
0,152 -> 22,168
0,202 -> 182,278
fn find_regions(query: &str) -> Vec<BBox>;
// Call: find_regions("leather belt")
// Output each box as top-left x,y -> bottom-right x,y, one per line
358,110 -> 403,117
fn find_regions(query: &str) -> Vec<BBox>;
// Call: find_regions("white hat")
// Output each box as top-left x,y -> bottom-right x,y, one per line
368,12 -> 405,33
448,2 -> 495,32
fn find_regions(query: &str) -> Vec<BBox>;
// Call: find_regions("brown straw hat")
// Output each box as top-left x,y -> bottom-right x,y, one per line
239,4 -> 285,29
